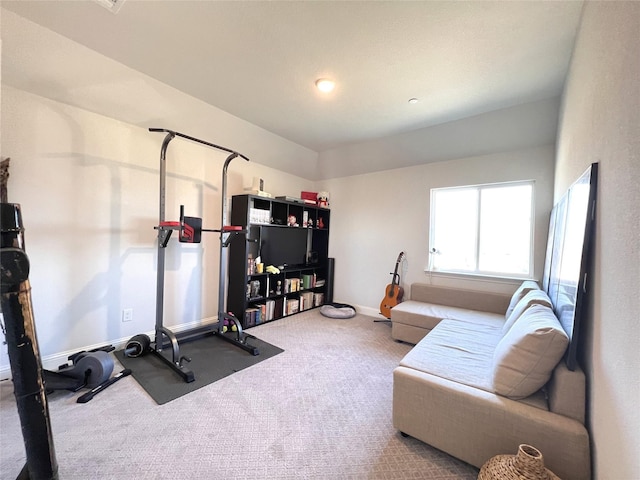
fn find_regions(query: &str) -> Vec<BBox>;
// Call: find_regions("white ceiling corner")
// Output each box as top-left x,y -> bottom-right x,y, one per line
1,0 -> 584,179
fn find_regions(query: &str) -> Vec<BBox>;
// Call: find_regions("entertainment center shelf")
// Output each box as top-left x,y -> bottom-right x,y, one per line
227,194 -> 330,328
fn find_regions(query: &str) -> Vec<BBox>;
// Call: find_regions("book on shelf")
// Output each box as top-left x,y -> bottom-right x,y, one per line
300,291 -> 314,310
286,298 -> 300,315
315,279 -> 325,287
265,299 -> 275,321
301,274 -> 315,290
245,307 -> 259,327
274,298 -> 284,319
313,292 -> 324,307
253,303 -> 265,325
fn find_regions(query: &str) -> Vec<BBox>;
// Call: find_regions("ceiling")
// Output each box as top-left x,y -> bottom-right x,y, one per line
1,0 -> 584,154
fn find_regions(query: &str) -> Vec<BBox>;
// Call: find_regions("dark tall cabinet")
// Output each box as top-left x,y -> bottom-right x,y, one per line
227,195 -> 330,328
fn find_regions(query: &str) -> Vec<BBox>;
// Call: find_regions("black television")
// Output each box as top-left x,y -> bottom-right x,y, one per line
543,163 -> 598,371
259,226 -> 309,269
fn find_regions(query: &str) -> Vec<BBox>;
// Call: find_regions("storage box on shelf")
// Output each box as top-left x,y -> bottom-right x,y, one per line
228,195 -> 330,328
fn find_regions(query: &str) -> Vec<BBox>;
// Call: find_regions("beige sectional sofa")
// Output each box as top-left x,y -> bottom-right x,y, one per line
391,282 -> 591,480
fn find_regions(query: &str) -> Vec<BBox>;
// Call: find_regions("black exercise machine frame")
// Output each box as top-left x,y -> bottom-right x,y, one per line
146,128 -> 258,384
1,203 -> 58,479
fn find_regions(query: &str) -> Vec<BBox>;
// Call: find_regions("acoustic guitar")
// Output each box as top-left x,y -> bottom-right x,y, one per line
379,252 -> 405,319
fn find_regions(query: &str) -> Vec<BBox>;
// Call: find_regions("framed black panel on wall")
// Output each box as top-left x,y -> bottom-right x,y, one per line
543,163 -> 598,371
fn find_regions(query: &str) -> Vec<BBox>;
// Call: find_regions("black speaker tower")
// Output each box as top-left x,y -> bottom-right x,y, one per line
326,257 -> 335,304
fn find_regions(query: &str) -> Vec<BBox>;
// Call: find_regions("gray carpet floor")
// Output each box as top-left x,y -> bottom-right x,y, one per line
0,310 -> 479,479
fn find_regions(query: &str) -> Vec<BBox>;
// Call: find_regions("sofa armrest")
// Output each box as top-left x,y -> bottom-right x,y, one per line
410,284 -> 511,315
547,361 -> 586,424
393,366 -> 590,480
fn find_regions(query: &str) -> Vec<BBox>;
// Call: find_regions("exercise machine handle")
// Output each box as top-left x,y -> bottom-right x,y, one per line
149,128 -> 250,161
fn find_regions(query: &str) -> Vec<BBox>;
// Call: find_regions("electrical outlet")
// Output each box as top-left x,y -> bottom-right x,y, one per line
122,308 -> 133,322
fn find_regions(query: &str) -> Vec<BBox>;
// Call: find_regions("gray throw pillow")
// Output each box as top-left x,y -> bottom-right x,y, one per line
492,304 -> 568,399
505,280 -> 540,318
502,288 -> 553,334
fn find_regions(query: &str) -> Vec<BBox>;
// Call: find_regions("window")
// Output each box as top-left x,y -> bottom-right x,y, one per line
429,181 -> 534,278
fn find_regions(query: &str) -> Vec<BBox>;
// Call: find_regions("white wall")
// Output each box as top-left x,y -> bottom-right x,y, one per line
0,85 -> 314,375
0,87 -> 558,375
319,144 -> 555,315
555,2 -> 640,478
0,8 -> 319,180
317,98 -> 560,180
0,9 -> 321,376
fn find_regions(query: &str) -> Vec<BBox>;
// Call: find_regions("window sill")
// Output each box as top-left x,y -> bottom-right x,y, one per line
423,269 -> 537,285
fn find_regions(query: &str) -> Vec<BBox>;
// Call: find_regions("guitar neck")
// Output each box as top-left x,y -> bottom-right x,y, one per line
391,252 -> 404,287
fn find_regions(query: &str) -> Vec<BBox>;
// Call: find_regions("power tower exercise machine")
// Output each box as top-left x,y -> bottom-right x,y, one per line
138,128 -> 258,383
1,203 -> 58,480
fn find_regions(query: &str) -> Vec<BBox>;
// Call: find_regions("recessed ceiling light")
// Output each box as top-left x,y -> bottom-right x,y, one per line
315,78 -> 336,93
408,98 -> 419,104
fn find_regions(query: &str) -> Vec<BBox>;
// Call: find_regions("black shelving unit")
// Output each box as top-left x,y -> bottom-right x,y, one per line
227,195 -> 330,328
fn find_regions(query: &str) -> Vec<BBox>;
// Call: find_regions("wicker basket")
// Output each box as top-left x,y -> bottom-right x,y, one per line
478,444 -> 560,480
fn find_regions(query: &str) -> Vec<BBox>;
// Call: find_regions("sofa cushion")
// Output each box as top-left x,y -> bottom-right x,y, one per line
400,318 -> 504,391
492,304 -> 569,399
505,280 -> 541,318
391,300 -> 504,331
502,288 -> 553,334
410,284 -> 511,315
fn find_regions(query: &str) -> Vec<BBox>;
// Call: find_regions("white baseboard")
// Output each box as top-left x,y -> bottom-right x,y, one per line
0,316 -> 218,381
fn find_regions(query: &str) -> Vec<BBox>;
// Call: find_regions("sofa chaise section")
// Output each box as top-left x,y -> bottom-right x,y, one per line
393,363 -> 590,480
391,282 -> 590,480
390,283 -> 511,344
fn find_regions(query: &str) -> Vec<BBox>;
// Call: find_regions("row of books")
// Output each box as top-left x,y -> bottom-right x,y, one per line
284,275 -> 325,293
245,275 -> 326,302
245,299 -> 276,327
301,273 -> 326,289
249,207 -> 271,225
245,292 -> 325,327
284,278 -> 301,294
299,291 -> 320,311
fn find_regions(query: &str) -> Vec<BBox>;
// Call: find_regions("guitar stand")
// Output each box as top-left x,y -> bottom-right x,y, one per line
374,317 -> 391,323
142,128 -> 259,383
